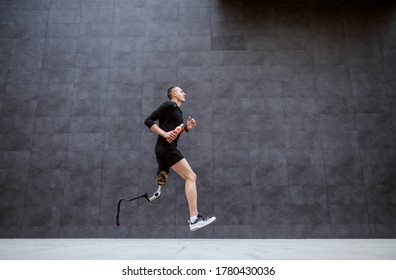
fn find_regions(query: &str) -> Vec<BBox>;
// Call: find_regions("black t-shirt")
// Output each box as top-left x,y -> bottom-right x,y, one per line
144,101 -> 183,148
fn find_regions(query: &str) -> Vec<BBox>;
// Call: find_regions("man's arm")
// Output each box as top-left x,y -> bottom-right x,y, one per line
149,123 -> 172,139
144,102 -> 176,138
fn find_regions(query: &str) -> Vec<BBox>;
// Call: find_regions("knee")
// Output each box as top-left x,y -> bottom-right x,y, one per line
185,171 -> 197,182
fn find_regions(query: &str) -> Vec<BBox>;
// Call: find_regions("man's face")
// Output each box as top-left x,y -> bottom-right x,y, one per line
173,87 -> 186,103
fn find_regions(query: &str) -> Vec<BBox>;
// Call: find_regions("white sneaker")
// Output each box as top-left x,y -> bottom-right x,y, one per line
188,214 -> 216,232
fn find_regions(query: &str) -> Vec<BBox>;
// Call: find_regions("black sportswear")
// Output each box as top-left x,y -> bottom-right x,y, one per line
144,101 -> 185,174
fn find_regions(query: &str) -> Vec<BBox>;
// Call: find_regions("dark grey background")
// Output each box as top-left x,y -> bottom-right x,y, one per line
0,0 -> 395,238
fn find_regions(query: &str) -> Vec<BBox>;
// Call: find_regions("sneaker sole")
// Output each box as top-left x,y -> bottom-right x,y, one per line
190,217 -> 216,232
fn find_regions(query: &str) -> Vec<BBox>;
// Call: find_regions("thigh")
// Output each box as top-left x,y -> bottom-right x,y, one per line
171,158 -> 194,180
155,147 -> 184,171
156,160 -> 170,175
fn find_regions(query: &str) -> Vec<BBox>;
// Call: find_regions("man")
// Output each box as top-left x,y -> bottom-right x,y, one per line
144,86 -> 216,232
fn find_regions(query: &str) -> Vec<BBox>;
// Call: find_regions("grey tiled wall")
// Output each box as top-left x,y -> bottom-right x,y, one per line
1,0 -> 396,238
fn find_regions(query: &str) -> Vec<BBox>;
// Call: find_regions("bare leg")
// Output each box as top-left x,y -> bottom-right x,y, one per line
171,158 -> 198,217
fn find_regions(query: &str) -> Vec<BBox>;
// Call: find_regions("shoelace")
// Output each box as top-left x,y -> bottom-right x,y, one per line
190,214 -> 206,224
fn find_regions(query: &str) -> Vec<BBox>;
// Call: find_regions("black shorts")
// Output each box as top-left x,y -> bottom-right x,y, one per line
155,146 -> 184,175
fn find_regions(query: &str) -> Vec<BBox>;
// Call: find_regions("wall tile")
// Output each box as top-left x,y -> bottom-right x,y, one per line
327,185 -> 367,205
46,23 -> 80,38
61,206 -> 100,226
81,1 -> 113,24
13,24 -> 46,39
48,9 -> 81,24
331,224 -> 370,238
292,224 -> 332,238
289,204 -> 330,224
23,207 -> 61,226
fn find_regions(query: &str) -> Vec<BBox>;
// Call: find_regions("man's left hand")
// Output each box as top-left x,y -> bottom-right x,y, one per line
186,116 -> 197,131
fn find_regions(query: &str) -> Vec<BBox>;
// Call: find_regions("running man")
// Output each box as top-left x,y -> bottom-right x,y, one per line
144,86 -> 216,231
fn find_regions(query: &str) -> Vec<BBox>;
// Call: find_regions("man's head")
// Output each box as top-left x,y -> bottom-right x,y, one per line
167,86 -> 186,104
167,86 -> 177,100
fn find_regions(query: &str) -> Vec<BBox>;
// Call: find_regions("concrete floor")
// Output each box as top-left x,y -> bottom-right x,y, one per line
0,239 -> 395,260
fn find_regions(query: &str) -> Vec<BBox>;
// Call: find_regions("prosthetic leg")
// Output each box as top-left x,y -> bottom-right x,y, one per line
115,193 -> 149,226
148,170 -> 168,201
116,171 -> 169,226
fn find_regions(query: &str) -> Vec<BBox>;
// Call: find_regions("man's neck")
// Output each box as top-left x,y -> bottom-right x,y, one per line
171,99 -> 182,107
